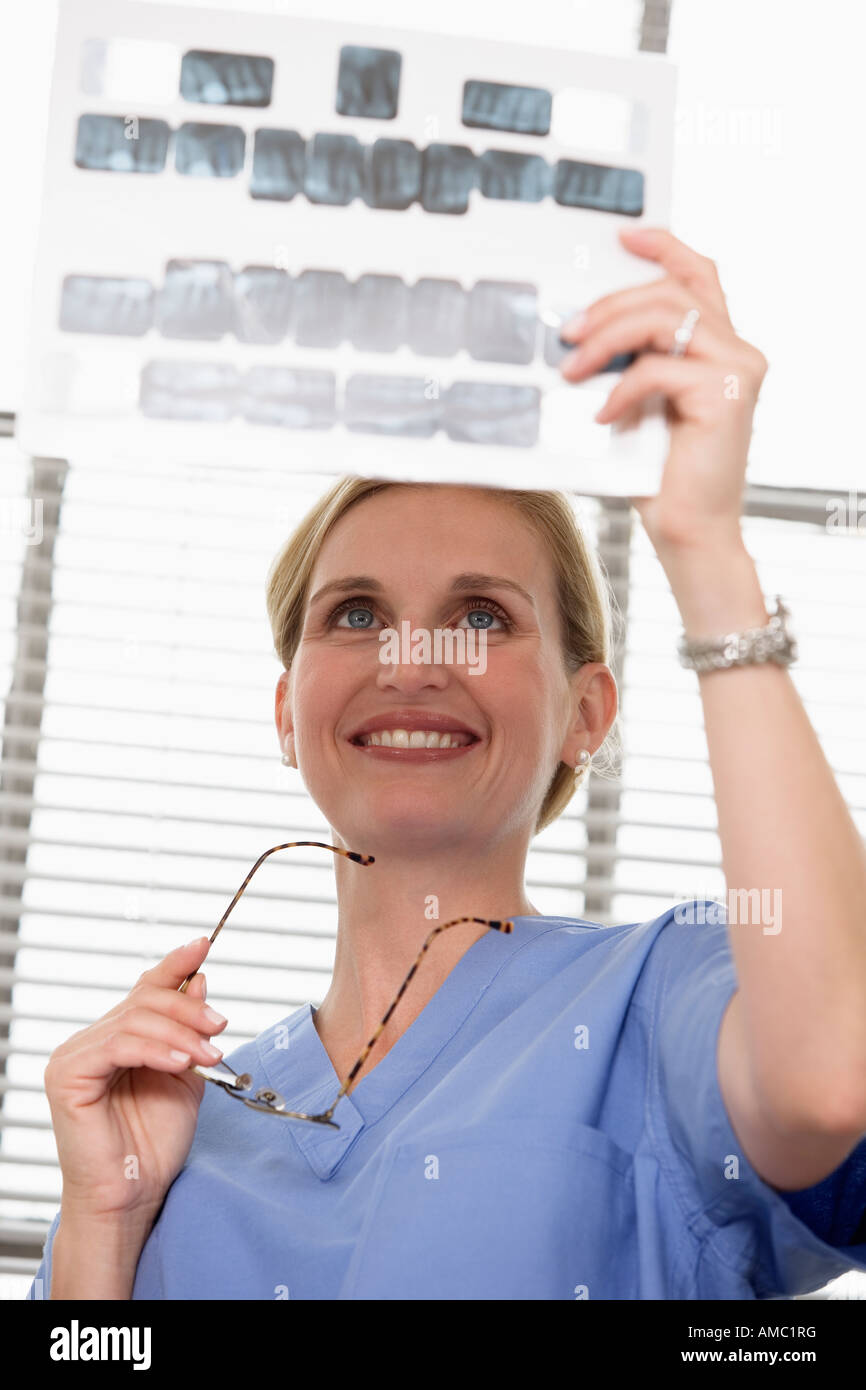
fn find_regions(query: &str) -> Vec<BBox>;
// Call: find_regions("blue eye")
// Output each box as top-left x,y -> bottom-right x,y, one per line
336,605 -> 376,628
456,599 -> 510,631
462,608 -> 495,629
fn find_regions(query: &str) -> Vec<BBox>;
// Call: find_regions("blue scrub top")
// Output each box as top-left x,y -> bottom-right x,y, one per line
28,905 -> 866,1299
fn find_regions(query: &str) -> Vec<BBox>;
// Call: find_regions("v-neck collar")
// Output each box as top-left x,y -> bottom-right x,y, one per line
255,916 -> 545,1180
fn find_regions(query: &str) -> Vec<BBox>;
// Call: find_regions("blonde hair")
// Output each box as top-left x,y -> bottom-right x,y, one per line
265,476 -> 622,835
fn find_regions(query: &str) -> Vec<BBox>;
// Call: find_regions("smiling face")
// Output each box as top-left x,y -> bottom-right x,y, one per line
275,484 -> 601,856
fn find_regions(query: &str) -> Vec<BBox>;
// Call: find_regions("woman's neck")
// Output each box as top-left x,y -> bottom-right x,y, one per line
311,829 -> 539,1085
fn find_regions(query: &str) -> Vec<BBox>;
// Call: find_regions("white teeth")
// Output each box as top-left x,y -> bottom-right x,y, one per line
357,728 -> 473,749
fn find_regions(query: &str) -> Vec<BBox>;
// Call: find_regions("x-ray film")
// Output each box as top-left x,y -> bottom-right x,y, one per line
18,0 -> 677,497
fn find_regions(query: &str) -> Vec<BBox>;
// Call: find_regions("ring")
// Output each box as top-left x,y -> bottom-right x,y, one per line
669,307 -> 701,357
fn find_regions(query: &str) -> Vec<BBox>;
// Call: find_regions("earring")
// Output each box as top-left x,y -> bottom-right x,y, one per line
281,753 -> 292,766
574,749 -> 591,788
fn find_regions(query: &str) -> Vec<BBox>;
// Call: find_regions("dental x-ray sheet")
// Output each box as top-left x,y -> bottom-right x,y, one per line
18,0 -> 677,497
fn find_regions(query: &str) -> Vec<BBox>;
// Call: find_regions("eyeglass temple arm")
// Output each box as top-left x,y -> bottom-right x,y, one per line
177,841 -> 375,995
313,915 -> 514,1124
176,840 -> 375,1092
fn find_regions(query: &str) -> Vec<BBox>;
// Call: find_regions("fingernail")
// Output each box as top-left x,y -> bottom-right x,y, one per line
560,309 -> 587,339
186,936 -> 208,950
170,1050 -> 191,1063
200,1041 -> 223,1061
203,1006 -> 227,1027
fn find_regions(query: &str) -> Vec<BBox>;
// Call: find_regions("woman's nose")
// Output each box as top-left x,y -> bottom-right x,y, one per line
375,619 -> 452,689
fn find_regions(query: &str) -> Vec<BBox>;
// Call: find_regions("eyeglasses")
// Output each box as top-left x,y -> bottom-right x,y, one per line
177,840 -> 514,1127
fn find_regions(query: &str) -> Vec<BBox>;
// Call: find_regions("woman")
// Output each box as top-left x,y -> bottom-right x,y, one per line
31,228 -> 866,1300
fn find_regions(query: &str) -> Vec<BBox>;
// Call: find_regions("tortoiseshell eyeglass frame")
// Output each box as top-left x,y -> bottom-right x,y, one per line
177,841 -> 514,1128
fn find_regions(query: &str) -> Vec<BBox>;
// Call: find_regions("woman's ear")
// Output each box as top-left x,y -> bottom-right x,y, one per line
275,669 -> 296,767
559,662 -> 618,764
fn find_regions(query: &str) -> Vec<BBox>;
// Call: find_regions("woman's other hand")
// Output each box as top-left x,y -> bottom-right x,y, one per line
559,226 -> 768,559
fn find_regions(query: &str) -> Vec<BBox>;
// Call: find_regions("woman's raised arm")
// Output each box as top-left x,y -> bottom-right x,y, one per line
559,226 -> 866,1188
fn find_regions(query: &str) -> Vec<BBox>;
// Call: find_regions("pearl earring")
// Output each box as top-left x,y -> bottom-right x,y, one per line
281,753 -> 292,766
574,749 -> 591,788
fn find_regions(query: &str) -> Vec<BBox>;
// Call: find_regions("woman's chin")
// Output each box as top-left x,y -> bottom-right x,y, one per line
333,799 -> 476,850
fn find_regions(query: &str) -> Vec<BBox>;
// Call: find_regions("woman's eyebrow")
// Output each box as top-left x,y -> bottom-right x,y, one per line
451,573 -> 537,610
308,572 -> 537,611
309,576 -> 383,608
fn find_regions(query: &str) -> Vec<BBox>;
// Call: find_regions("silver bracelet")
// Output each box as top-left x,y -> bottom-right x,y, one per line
677,595 -> 797,673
